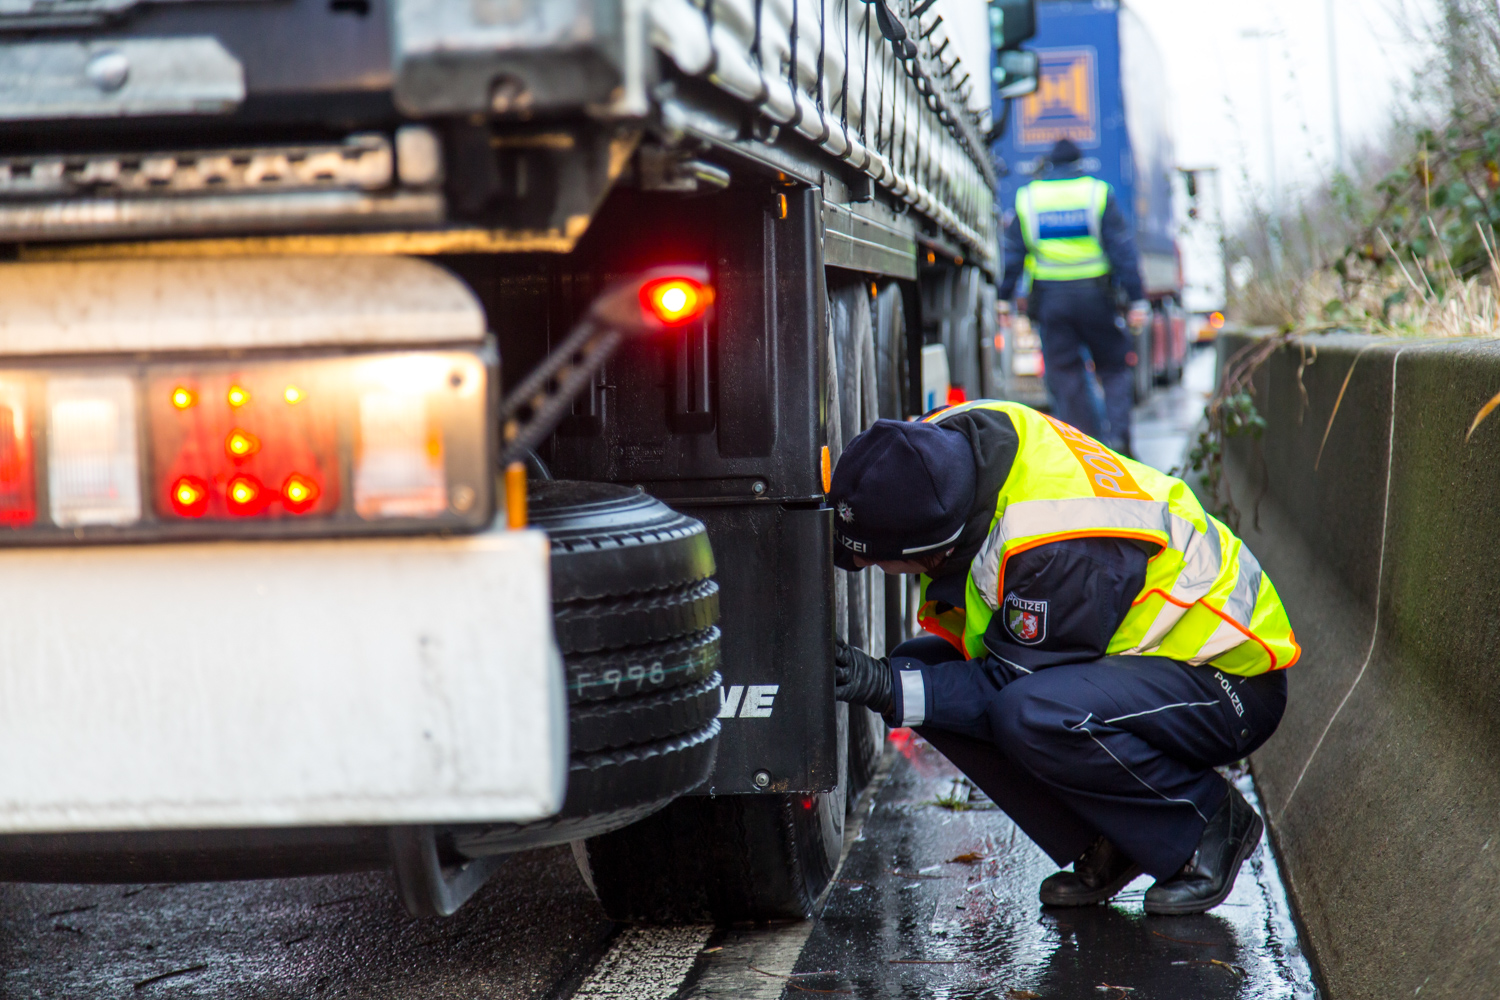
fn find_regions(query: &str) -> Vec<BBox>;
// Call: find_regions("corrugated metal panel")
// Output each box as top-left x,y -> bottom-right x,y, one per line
648,0 -> 997,271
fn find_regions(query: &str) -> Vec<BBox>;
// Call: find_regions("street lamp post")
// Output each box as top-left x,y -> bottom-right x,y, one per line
1241,27 -> 1283,271
1326,0 -> 1344,174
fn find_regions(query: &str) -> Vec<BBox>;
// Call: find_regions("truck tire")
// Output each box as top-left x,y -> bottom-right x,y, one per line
553,579 -> 720,653
832,282 -> 889,799
535,480 -> 717,603
580,705 -> 847,922
568,672 -> 723,754
451,481 -> 722,857
565,627 -> 720,703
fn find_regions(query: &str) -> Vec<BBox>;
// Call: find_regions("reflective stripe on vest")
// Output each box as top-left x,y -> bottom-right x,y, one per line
917,400 -> 1300,676
1015,176 -> 1110,281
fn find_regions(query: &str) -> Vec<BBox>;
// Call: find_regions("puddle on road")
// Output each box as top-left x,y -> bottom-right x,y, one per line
794,733 -> 1318,999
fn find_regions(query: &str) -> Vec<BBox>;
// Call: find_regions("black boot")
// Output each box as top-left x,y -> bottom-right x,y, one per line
834,641 -> 894,722
1038,835 -> 1142,907
1143,784 -> 1264,915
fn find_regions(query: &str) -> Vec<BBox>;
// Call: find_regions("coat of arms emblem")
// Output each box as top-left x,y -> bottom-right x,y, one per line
1003,592 -> 1048,645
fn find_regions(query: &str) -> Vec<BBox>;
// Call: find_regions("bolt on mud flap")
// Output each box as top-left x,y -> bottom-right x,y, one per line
681,502 -> 839,795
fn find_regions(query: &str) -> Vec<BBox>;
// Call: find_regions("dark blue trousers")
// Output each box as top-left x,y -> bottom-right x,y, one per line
1034,279 -> 1134,453
890,635 -> 1287,879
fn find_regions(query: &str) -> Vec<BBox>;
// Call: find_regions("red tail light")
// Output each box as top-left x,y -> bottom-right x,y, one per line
639,276 -> 714,327
0,347 -> 491,543
0,382 -> 34,526
946,386 -> 968,405
170,476 -> 209,518
281,473 -> 320,513
152,370 -> 338,522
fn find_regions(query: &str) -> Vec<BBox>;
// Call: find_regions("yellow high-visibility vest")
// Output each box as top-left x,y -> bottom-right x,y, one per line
916,400 -> 1300,677
1014,176 -> 1111,282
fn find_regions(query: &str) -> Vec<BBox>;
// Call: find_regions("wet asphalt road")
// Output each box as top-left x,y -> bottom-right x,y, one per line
785,733 -> 1316,999
0,737 -> 1316,999
0,848 -> 613,998
0,344 -> 1318,997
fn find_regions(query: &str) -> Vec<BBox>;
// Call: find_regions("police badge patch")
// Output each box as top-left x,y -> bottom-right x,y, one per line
1003,592 -> 1048,645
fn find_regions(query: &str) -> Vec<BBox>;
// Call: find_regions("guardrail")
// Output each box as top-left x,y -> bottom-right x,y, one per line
1218,331 -> 1500,998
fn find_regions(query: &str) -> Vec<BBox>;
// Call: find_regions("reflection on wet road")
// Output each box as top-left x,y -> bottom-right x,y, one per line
1132,345 -> 1217,474
789,734 -> 1317,999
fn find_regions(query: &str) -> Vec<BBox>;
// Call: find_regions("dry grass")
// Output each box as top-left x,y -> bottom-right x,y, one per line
1241,222 -> 1500,340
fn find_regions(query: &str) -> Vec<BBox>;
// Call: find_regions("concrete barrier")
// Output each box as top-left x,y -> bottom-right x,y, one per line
1218,331 -> 1500,998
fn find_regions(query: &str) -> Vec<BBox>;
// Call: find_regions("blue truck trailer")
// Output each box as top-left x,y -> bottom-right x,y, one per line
993,0 -> 1186,404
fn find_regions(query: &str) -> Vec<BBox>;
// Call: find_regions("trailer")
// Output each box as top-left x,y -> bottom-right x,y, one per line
0,0 -> 1030,919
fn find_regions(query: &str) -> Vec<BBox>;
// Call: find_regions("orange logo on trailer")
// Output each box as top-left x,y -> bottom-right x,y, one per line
1042,414 -> 1148,499
1019,48 -> 1099,148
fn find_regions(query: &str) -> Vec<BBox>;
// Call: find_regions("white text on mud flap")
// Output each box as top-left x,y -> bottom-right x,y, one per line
718,684 -> 779,718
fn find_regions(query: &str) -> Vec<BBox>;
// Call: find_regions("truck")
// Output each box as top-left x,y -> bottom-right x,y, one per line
0,0 -> 1031,920
991,0 -> 1186,407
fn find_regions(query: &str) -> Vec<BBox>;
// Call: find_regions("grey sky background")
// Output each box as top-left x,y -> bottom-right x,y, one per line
1127,0 -> 1432,227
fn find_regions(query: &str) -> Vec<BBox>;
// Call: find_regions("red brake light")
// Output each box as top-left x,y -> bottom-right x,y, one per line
281,473 -> 319,513
170,476 -> 209,517
947,386 -> 968,405
639,276 -> 713,327
153,370 -> 339,522
226,474 -> 264,514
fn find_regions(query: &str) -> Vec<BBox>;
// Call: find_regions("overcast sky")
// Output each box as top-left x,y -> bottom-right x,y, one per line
1126,0 -> 1431,225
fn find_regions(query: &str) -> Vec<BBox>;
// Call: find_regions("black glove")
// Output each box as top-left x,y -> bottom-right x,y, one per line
835,640 -> 894,722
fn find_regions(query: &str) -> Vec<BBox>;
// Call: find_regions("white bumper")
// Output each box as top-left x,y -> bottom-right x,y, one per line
0,526 -> 564,833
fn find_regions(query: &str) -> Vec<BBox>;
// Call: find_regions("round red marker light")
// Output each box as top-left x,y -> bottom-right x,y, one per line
169,476 -> 209,517
171,386 -> 196,410
281,473 -> 320,513
227,474 -> 264,514
639,276 -> 713,327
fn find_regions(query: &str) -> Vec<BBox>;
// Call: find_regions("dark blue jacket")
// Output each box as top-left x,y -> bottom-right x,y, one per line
997,163 -> 1145,302
916,406 -> 1149,672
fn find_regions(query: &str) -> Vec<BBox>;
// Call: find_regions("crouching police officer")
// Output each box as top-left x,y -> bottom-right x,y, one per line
831,400 -> 1298,914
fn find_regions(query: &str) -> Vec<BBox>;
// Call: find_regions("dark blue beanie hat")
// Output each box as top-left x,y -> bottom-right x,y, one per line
829,419 -> 977,570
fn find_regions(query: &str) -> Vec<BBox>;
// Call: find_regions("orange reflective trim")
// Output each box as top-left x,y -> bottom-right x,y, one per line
1131,587 -> 1193,610
917,601 -> 967,657
995,528 -> 1166,607
1132,586 -> 1292,672
1042,414 -> 1151,500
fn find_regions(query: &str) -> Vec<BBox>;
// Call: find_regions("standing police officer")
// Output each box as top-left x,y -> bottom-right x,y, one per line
999,138 -> 1149,455
829,400 -> 1298,914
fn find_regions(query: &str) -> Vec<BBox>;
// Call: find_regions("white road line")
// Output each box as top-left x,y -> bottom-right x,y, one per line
684,749 -> 897,999
571,925 -> 714,1000
569,749 -> 898,1000
686,922 -> 821,999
